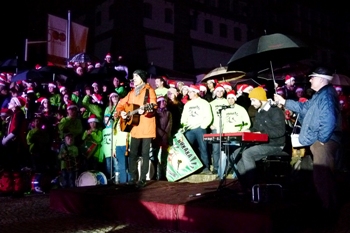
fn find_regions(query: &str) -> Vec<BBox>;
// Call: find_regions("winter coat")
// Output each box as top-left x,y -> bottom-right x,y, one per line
116,84 -> 157,138
285,84 -> 342,146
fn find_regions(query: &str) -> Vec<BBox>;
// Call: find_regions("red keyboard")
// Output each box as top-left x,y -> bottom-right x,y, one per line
203,132 -> 268,143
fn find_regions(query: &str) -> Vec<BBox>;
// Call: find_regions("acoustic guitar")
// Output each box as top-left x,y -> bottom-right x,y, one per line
120,103 -> 155,132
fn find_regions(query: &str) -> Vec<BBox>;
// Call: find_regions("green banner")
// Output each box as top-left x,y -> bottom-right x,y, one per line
166,132 -> 203,182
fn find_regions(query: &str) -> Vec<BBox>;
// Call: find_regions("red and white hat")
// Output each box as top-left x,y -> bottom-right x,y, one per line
11,96 -> 26,107
88,114 -> 99,123
213,84 -> 225,95
92,82 -> 98,88
59,86 -> 66,93
188,84 -> 200,93
221,82 -> 232,91
0,73 -> 7,82
199,84 -> 207,93
168,80 -> 176,88
35,64 -> 42,70
92,93 -> 103,104
67,100 -> 77,110
207,79 -> 218,84
26,87 -> 34,94
36,97 -> 48,104
48,83 -> 56,88
157,96 -> 165,102
0,108 -> 12,117
95,63 -> 101,68
334,86 -> 342,91
105,53 -> 112,58
285,75 -> 295,84
226,90 -> 237,100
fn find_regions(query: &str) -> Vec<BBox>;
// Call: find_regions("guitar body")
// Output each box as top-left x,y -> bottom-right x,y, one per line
120,103 -> 141,132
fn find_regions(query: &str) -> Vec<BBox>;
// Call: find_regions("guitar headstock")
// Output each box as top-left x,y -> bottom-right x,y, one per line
144,103 -> 156,112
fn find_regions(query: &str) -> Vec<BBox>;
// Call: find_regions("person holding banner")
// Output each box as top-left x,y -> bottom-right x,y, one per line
180,85 -> 213,174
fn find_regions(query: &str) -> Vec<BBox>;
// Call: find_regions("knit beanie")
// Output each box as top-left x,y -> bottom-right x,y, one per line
248,87 -> 267,101
133,69 -> 148,83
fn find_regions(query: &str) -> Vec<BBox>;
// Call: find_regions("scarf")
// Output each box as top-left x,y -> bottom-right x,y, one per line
134,83 -> 145,96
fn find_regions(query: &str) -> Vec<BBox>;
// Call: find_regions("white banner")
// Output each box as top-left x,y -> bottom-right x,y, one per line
47,14 -> 88,66
70,22 -> 89,57
47,14 -> 68,59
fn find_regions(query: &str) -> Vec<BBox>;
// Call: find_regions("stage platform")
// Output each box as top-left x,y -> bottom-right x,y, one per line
49,178 -> 314,233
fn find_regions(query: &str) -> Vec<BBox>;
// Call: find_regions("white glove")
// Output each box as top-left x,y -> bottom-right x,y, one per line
2,133 -> 15,146
120,111 -> 127,119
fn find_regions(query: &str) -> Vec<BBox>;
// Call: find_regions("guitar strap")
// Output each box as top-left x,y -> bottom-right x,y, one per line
144,88 -> 149,105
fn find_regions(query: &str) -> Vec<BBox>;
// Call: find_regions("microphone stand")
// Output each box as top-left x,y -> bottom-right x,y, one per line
216,107 -> 229,192
106,103 -> 117,183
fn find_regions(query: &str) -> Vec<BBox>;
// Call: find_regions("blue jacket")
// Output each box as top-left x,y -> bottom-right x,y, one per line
285,84 -> 342,146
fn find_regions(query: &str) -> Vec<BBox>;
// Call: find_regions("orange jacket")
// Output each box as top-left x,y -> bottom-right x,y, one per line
117,84 -> 157,138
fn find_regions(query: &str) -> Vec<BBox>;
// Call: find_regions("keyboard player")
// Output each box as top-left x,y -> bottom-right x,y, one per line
230,87 -> 285,194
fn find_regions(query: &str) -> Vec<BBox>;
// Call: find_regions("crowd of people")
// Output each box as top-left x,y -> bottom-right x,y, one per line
1,55 -> 350,219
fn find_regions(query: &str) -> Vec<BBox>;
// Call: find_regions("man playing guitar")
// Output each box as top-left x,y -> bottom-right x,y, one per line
116,69 -> 157,188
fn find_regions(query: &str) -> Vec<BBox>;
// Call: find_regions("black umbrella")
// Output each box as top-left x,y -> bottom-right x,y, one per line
68,52 -> 100,64
11,69 -> 44,82
0,58 -> 29,73
227,33 -> 311,91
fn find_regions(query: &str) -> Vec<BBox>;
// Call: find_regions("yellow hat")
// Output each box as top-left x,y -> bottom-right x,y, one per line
248,87 -> 267,101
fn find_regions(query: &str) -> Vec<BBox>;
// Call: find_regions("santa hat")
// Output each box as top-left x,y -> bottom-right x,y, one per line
67,100 -> 77,110
295,87 -> 304,93
276,87 -> 284,95
88,114 -> 99,123
92,93 -> 103,104
207,79 -> 218,84
11,96 -> 26,107
59,86 -> 66,93
0,73 -> 7,82
199,84 -> 207,93
188,84 -> 200,93
181,85 -> 189,91
334,86 -> 342,91
87,64 -> 94,70
109,92 -> 119,99
105,53 -> 112,58
48,83 -> 56,88
26,87 -> 34,94
213,84 -> 225,95
285,75 -> 295,84
95,63 -> 101,68
0,108 -> 12,117
36,97 -> 48,104
221,82 -> 232,91
47,62 -> 54,66
168,80 -> 176,88
67,62 -> 74,68
35,64 -> 42,70
0,81 -> 6,87
157,96 -> 165,102
227,90 -> 237,100
92,82 -> 98,88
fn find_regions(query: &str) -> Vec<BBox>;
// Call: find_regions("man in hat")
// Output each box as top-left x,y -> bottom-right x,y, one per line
117,69 -> 157,188
231,87 -> 285,192
274,67 -> 342,218
180,84 -> 213,174
58,100 -> 83,144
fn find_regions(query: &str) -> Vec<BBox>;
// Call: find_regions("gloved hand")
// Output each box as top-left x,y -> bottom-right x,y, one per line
2,133 -> 15,146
